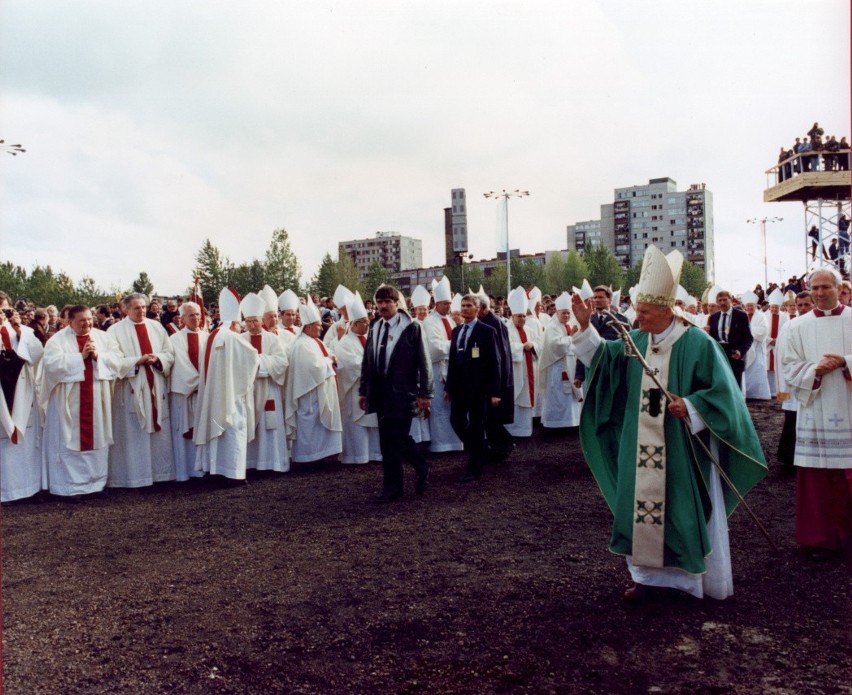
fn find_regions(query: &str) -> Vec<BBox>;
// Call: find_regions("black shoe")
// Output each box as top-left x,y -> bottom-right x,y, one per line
415,463 -> 429,498
375,490 -> 403,503
460,472 -> 480,483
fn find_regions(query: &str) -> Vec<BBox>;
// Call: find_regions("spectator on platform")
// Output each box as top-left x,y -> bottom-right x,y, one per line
838,137 -> 849,170
808,226 -> 822,260
823,135 -> 840,171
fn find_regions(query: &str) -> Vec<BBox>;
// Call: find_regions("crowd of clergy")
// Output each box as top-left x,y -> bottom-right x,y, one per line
1,265 -> 850,562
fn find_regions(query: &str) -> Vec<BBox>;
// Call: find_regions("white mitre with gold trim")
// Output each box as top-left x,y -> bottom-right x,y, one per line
635,245 -> 683,307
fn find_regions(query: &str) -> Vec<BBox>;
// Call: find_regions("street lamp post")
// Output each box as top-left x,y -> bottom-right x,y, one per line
746,217 -> 782,289
484,189 -> 529,298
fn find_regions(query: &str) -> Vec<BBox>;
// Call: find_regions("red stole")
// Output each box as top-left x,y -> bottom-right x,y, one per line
358,335 -> 367,348
442,317 -> 453,340
133,322 -> 161,433
517,326 -> 535,406
187,332 -> 199,371
313,337 -> 336,385
76,334 -> 95,451
768,313 -> 780,371
1,325 -> 11,351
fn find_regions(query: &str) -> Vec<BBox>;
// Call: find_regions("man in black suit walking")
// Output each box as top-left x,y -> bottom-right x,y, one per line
707,290 -> 752,387
359,285 -> 433,501
477,293 -> 514,462
446,294 -> 501,481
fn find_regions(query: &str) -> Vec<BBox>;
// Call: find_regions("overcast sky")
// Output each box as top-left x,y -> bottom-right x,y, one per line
1,0 -> 849,296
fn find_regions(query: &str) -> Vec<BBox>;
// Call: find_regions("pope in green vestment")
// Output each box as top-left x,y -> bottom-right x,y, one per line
579,321 -> 767,575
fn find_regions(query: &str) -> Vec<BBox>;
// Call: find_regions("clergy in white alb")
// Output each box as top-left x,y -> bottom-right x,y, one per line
407,284 -> 432,445
322,284 -> 353,356
335,292 -> 382,464
505,287 -> 541,438
742,293 -> 771,400
241,292 -> 290,473
108,293 -> 176,488
421,277 -> 463,452
40,306 -> 120,497
194,288 -> 260,480
277,288 -> 302,354
765,289 -> 790,397
285,299 -> 342,463
168,302 -> 207,481
0,311 -> 45,502
538,293 -> 582,429
780,269 -> 852,554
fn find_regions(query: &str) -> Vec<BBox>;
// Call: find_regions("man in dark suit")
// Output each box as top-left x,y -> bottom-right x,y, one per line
446,294 -> 501,481
590,285 -> 630,340
707,290 -> 753,387
477,294 -> 514,463
359,285 -> 433,502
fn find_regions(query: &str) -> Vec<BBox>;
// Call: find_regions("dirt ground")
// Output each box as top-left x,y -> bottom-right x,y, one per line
2,400 -> 850,694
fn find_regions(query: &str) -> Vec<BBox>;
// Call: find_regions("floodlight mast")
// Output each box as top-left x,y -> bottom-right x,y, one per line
483,189 -> 530,297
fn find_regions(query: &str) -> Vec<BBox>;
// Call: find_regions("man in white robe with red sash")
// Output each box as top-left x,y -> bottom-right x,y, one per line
323,284 -> 353,357
41,305 -> 120,498
1,307 -> 45,501
194,288 -> 260,481
285,298 -> 342,463
422,276 -> 463,453
572,245 -> 766,601
168,301 -> 207,482
505,286 -> 541,438
765,289 -> 790,398
781,268 -> 852,560
538,292 -> 582,429
108,293 -> 175,488
277,289 -> 302,354
742,291 -> 771,400
335,292 -> 381,464
241,292 -> 290,473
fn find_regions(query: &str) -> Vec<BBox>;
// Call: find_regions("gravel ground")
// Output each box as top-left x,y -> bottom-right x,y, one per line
2,400 -> 850,694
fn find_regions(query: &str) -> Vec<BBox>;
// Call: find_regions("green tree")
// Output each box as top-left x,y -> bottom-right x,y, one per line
227,260 -> 266,298
624,259 -> 643,291
75,276 -> 109,306
310,253 -> 338,297
0,261 -> 28,301
563,250 -> 589,290
364,260 -> 394,299
542,251 -> 566,296
583,242 -> 624,289
264,227 -> 301,293
486,262 -> 508,298
335,251 -> 363,295
194,238 -> 230,305
131,271 -> 155,297
680,260 -> 710,298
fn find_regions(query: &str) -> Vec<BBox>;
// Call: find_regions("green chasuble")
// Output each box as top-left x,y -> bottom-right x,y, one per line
579,323 -> 767,575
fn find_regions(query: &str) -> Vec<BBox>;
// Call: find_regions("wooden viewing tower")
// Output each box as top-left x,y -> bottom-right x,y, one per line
764,149 -> 851,279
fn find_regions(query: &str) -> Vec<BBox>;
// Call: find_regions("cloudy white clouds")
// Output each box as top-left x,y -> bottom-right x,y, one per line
1,0 -> 849,294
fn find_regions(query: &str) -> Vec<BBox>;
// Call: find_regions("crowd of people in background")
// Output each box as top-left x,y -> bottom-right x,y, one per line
777,121 -> 850,182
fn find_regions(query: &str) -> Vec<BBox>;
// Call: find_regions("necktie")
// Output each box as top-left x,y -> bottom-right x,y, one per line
378,321 -> 390,373
458,324 -> 470,355
720,313 -> 728,343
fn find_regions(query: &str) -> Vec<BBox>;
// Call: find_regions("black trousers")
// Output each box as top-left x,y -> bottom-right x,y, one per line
378,415 -> 426,494
777,410 -> 797,467
450,398 -> 490,475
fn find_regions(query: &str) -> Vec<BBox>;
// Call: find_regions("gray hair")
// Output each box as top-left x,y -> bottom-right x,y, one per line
121,292 -> 149,308
809,267 -> 842,287
180,301 -> 200,317
461,293 -> 482,308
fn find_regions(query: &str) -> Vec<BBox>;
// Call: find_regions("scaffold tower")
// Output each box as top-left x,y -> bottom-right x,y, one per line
765,148 -> 851,279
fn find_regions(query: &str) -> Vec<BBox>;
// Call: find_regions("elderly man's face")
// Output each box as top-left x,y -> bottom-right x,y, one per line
350,317 -> 369,336
302,321 -> 321,338
244,316 -> 263,335
556,309 -> 571,324
183,307 -> 202,331
434,300 -> 451,316
809,272 -> 839,311
635,302 -> 673,334
127,298 -> 147,323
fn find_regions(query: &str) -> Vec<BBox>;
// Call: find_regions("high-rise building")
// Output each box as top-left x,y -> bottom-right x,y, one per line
444,188 -> 469,266
566,177 -> 714,279
339,232 -> 423,281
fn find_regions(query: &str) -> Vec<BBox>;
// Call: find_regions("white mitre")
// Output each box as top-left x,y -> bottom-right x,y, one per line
299,296 -> 321,325
259,285 -> 278,314
450,293 -> 462,313
767,288 -> 785,306
278,289 -> 300,312
572,279 -> 594,300
707,284 -> 725,305
554,291 -> 572,311
675,285 -> 690,303
635,245 -> 683,307
433,276 -> 452,302
240,292 -> 266,319
410,285 -> 430,308
333,284 -> 354,309
740,290 -> 759,305
612,289 -> 621,308
528,286 -> 542,305
507,286 -> 529,315
219,288 -> 241,324
347,291 -> 368,321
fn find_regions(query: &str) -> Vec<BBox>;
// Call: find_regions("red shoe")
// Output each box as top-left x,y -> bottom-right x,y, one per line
623,583 -> 650,602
